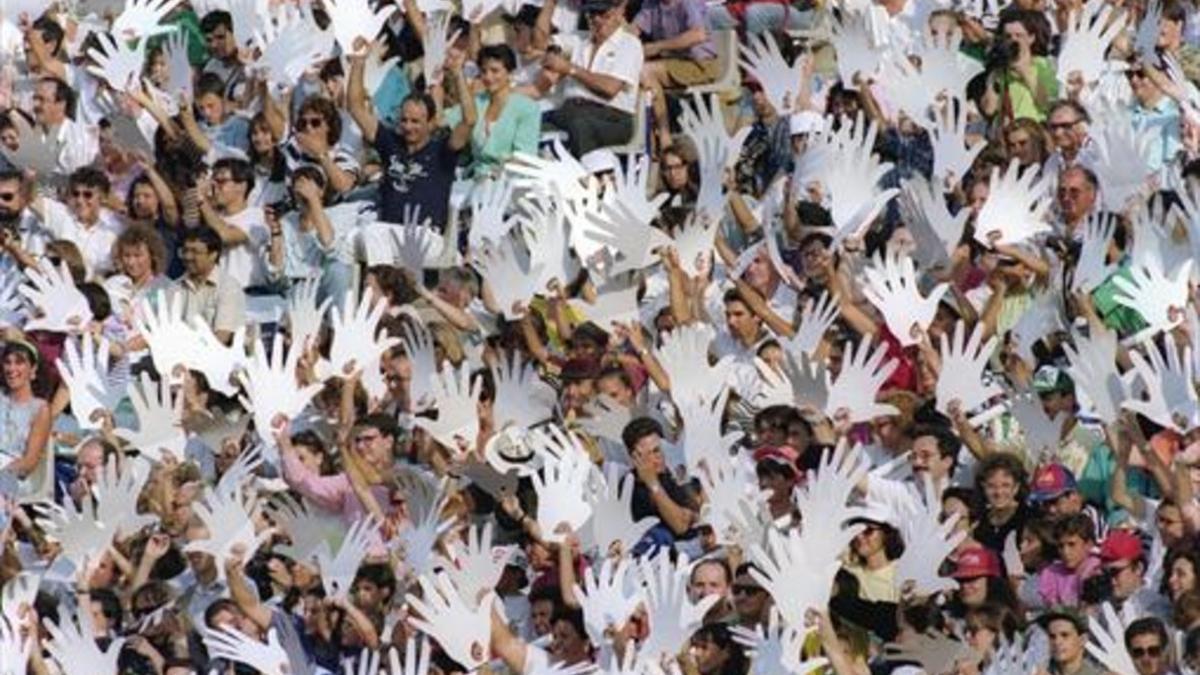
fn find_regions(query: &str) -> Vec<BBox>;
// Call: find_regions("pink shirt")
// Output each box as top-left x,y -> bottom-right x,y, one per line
1037,554 -> 1102,607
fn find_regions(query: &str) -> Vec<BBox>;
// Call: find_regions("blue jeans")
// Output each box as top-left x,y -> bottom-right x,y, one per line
707,3 -> 815,33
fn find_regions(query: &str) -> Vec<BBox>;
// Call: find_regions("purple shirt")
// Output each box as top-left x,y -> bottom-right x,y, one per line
634,0 -> 716,61
1037,555 -> 1102,607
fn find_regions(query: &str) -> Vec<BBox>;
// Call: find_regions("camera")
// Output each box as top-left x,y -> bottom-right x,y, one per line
987,38 -> 1021,68
1081,570 -> 1114,605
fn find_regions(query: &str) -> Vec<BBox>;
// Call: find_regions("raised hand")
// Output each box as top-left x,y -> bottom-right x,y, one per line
972,160 -> 1052,247
86,32 -> 148,93
825,339 -> 900,423
326,288 -> 401,379
470,237 -> 544,320
112,0 -> 182,39
315,516 -> 381,598
1072,213 -> 1118,293
586,472 -> 659,556
491,351 -> 556,429
893,475 -> 967,596
467,177 -> 517,250
324,0 -> 395,54
133,290 -> 196,385
738,32 -> 805,113
238,333 -> 323,452
1063,325 -> 1124,424
285,276 -> 330,354
572,557 -> 644,645
114,372 -> 187,462
1123,339 -> 1200,433
1056,0 -> 1124,88
203,626 -> 290,675
92,456 -> 155,539
929,104 -> 986,191
406,572 -> 493,670
441,522 -> 512,609
0,113 -> 63,175
20,261 -> 93,333
935,321 -> 1001,416
636,553 -> 720,666
44,605 -> 124,675
413,362 -> 481,453
861,247 -> 949,346
422,11 -> 463,87
56,333 -> 123,430
183,487 -> 271,582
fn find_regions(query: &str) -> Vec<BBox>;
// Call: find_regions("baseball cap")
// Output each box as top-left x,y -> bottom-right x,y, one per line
951,545 -> 1002,579
1032,365 -> 1074,395
1029,463 -> 1077,503
752,445 -> 800,476
788,110 -> 824,136
1099,530 -> 1143,564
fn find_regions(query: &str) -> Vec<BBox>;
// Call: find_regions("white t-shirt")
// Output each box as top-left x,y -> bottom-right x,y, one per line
563,27 -> 644,115
219,207 -> 271,288
39,199 -> 122,278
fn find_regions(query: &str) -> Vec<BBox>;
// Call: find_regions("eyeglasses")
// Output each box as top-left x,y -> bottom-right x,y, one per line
296,116 -> 325,131
1131,645 -> 1164,658
732,585 -> 764,596
1047,119 -> 1080,131
70,189 -> 96,199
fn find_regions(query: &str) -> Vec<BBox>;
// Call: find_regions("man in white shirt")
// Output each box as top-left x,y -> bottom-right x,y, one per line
540,0 -> 645,155
197,158 -> 270,291
30,167 -> 123,278
32,77 -> 98,174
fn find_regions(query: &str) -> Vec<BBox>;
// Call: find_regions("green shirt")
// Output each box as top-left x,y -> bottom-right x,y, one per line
999,56 -> 1059,122
445,92 -> 541,178
1091,263 -> 1149,337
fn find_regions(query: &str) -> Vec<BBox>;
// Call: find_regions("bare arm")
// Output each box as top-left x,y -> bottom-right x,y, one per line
5,403 -> 47,479
347,51 -> 380,144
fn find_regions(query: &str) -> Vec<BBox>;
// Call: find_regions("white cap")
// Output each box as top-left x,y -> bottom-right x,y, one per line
580,148 -> 619,175
789,110 -> 824,136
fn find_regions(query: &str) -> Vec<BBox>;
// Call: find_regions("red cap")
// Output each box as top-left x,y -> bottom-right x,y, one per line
951,545 -> 1003,579
1099,530 -> 1143,564
1030,463 -> 1077,502
752,445 -> 800,478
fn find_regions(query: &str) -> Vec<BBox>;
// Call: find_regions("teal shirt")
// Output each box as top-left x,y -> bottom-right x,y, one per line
445,92 -> 540,178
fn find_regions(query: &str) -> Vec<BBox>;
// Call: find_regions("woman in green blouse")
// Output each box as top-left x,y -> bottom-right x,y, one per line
446,45 -> 541,179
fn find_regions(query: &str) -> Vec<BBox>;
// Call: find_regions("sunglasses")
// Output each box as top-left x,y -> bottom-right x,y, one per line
1131,646 -> 1163,658
71,189 -> 96,199
732,584 -> 764,596
0,192 -> 16,201
296,116 -> 325,131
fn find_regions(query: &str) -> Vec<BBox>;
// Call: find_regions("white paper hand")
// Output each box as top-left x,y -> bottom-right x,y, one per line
112,0 -> 181,39
1123,339 -> 1200,433
183,487 -> 270,582
1072,213 -> 1118,292
913,27 -> 984,104
1112,259 -> 1192,339
831,10 -> 880,86
250,8 -> 330,93
422,11 -> 463,87
786,292 -> 839,357
203,627 -> 289,675
680,94 -> 751,218
731,609 -> 827,675
92,456 -> 154,539
316,516 -> 381,598
0,615 -> 30,675
56,332 -> 123,430
532,441 -> 593,543
285,276 -> 330,355
471,237 -> 544,320
587,471 -> 659,556
133,290 -> 195,384
214,444 -> 262,502
739,32 -> 805,113
861,247 -> 949,346
491,351 -> 557,429
1086,603 -> 1137,675
325,0 -> 395,53
899,177 -> 969,270
637,553 -> 721,666
44,605 -> 123,675
679,386 -> 744,474
825,339 -> 900,423
412,362 -> 481,453
1136,0 -> 1163,67
468,176 -> 517,249
972,160 -> 1052,247
1056,0 -> 1124,88
401,319 -> 438,412
114,372 -> 187,462
893,474 -> 966,596
186,318 -> 248,398
506,138 -> 591,203
825,114 -> 899,241
20,261 -> 93,333
930,105 -> 986,190
935,320 -> 1001,415
1064,325 -> 1125,424
268,495 -> 343,562
392,215 -> 447,277
34,494 -> 108,572
162,30 -> 193,102
441,522 -> 512,610
326,288 -> 401,379
1010,391 -> 1069,460
406,572 -> 494,670
395,481 -> 453,577
655,323 -> 729,408
0,114 -> 63,176
574,557 -> 644,646
86,32 -> 147,93
1092,117 -> 1156,212
697,461 -> 768,544
1010,290 -> 1065,364
242,329 -> 323,435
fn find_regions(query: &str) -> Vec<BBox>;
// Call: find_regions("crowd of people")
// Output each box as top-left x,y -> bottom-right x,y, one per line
5,0 -> 1200,673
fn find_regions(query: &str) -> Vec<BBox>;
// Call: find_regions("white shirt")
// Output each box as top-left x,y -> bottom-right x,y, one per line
49,118 -> 99,175
38,199 -> 122,278
218,207 -> 271,288
563,27 -> 644,115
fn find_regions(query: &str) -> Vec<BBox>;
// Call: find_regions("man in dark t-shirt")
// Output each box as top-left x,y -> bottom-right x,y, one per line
347,50 -> 467,231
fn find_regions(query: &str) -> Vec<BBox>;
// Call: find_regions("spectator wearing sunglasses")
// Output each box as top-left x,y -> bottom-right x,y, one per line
1125,618 -> 1174,675
29,167 -> 121,279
